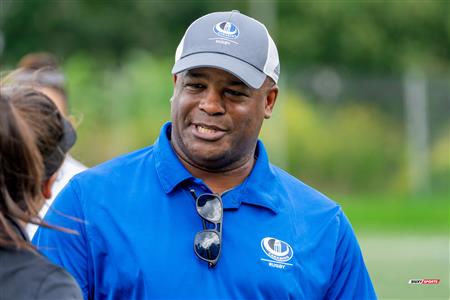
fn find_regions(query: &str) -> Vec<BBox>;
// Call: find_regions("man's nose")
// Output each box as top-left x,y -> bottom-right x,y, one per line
198,89 -> 225,115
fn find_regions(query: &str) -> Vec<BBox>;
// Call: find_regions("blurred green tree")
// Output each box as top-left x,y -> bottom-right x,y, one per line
1,0 -> 448,74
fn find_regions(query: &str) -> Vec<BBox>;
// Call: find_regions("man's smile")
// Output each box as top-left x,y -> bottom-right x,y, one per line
191,123 -> 227,141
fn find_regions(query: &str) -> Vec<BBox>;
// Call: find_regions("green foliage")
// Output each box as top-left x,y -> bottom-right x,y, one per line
1,1 -> 448,196
277,0 -> 449,74
262,92 -> 405,194
65,51 -> 173,165
1,1 -> 448,74
60,51 -> 448,195
430,127 -> 450,192
0,0 -> 248,64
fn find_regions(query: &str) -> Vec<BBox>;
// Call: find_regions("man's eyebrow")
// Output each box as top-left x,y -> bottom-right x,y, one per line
185,70 -> 208,79
185,70 -> 249,88
228,80 -> 248,87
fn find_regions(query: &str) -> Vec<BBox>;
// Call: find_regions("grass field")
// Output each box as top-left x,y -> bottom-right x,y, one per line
334,193 -> 449,299
337,193 -> 448,233
359,233 -> 449,300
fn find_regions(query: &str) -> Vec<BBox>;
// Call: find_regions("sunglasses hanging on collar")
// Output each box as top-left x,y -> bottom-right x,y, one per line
190,190 -> 223,268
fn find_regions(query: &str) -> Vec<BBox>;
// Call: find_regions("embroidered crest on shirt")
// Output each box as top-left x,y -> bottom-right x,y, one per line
260,237 -> 293,269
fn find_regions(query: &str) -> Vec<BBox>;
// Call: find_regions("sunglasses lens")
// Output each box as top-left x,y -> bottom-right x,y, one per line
194,231 -> 221,261
196,194 -> 222,223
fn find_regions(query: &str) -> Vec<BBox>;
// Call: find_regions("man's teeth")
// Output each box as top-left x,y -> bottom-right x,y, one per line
197,125 -> 217,134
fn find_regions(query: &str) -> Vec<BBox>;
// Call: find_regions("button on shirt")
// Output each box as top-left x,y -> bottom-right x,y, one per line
33,122 -> 376,299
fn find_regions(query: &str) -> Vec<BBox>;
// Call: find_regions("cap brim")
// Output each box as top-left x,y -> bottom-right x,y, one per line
172,53 -> 266,89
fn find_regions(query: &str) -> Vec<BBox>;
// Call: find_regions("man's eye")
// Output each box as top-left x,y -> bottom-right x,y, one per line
225,89 -> 247,97
185,83 -> 205,90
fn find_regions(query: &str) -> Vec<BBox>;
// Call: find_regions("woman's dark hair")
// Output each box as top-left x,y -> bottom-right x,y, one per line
0,86 -> 75,249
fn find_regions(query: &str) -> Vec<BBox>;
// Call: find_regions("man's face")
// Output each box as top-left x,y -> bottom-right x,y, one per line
170,67 -> 278,171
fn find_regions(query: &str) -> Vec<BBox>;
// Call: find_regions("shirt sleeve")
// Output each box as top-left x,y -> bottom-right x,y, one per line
33,179 -> 91,300
37,266 -> 83,300
324,211 -> 377,300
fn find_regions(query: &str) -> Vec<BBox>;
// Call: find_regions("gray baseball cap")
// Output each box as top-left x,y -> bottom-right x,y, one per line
172,10 -> 280,89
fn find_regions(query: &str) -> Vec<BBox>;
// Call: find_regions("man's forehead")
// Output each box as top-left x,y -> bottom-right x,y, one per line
184,68 -> 248,87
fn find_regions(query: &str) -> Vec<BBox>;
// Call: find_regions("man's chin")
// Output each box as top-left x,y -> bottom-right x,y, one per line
192,151 -> 227,164
186,149 -> 231,170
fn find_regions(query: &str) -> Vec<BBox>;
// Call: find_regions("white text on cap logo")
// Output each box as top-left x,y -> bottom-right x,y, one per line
213,22 -> 239,39
261,237 -> 293,263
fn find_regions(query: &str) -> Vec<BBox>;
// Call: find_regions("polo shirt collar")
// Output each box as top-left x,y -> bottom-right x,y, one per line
227,140 -> 282,214
154,122 -> 194,194
154,122 -> 281,214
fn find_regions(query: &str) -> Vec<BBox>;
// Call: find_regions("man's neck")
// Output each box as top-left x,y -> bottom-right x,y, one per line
175,152 -> 256,195
193,156 -> 255,195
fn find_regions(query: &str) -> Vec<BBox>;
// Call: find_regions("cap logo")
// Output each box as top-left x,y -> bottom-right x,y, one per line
213,21 -> 239,39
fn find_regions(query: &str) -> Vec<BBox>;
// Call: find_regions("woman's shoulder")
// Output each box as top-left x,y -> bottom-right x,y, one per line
0,247 -> 82,299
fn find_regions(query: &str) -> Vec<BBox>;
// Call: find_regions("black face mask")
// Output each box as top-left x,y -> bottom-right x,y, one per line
44,117 -> 77,179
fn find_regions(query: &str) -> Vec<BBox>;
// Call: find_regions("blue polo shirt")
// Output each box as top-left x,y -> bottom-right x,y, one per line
33,122 -> 376,299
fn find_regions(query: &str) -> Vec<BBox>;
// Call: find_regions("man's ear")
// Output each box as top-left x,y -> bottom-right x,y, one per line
42,173 -> 58,199
170,75 -> 179,104
264,84 -> 278,119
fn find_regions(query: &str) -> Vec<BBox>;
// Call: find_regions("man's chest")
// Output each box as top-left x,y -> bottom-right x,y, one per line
88,203 -> 332,299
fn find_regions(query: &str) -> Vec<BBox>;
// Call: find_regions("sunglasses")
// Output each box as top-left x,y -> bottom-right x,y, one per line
190,190 -> 223,268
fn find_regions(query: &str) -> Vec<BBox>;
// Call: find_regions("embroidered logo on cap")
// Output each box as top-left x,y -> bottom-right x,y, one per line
213,21 -> 239,39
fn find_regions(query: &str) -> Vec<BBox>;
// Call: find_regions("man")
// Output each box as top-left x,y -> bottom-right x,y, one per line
13,52 -> 87,238
34,11 -> 376,299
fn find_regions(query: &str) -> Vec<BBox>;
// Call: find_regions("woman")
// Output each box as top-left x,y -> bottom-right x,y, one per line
13,52 -> 88,238
0,86 -> 82,299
